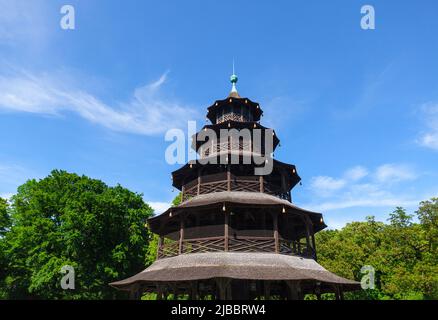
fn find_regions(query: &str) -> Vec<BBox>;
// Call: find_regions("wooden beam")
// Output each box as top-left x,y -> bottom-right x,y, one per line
178,216 -> 185,255
273,212 -> 279,253
227,167 -> 231,191
263,281 -> 271,300
224,211 -> 229,251
259,175 -> 264,193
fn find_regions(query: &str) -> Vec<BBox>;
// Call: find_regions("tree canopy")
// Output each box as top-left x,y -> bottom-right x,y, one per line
0,170 -> 153,299
316,200 -> 438,300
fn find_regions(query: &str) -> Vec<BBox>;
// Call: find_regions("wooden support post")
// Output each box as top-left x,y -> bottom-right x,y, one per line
224,211 -> 229,251
227,167 -> 231,191
216,278 -> 230,300
197,173 -> 201,195
305,215 -> 317,260
181,185 -> 185,203
157,235 -> 164,258
286,281 -> 299,300
273,212 -> 279,253
301,215 -> 311,257
156,284 -> 163,300
297,281 -> 304,300
334,285 -> 342,300
259,175 -> 264,193
129,283 -> 140,300
263,281 -> 271,300
311,234 -> 317,261
178,216 -> 185,255
190,282 -> 198,300
315,282 -> 321,300
281,171 -> 287,196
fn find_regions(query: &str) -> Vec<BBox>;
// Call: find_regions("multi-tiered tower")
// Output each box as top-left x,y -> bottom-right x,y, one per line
111,73 -> 359,300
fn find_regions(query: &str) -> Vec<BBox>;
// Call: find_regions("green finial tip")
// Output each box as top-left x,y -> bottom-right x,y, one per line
230,74 -> 238,84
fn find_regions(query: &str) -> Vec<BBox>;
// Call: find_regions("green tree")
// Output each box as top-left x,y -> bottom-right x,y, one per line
0,170 -> 153,299
0,197 -> 9,235
316,202 -> 438,300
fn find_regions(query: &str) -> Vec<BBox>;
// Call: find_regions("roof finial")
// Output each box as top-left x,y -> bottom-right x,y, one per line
230,59 -> 238,96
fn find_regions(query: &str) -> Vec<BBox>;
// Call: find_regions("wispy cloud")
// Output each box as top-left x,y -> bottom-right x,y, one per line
304,163 -> 423,212
375,163 -> 416,183
0,68 -> 198,135
417,103 -> 438,150
147,201 -> 171,215
310,165 -> 368,198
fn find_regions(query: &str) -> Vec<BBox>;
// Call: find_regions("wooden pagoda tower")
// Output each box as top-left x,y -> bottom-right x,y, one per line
111,72 -> 360,300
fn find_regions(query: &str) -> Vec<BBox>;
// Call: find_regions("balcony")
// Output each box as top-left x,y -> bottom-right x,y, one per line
181,172 -> 290,202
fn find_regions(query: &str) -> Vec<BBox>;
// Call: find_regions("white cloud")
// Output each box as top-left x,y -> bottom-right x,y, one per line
418,103 -> 438,150
344,165 -> 368,181
310,165 -> 368,197
310,176 -> 346,197
307,197 -> 421,213
375,164 -> 416,183
0,68 -> 198,135
304,163 -> 421,213
148,201 -> 171,215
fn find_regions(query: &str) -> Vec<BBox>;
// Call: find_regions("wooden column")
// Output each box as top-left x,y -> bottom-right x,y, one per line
311,234 -> 317,261
273,212 -> 279,253
157,235 -> 164,258
181,185 -> 185,203
227,166 -> 231,191
301,215 -> 311,257
281,171 -> 287,196
305,215 -> 316,260
286,281 -> 299,300
178,215 -> 185,255
263,281 -> 271,300
197,173 -> 201,195
259,175 -> 264,193
216,278 -> 230,300
224,211 -> 229,251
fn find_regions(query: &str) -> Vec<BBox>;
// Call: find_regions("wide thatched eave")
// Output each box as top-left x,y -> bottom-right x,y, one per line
148,191 -> 326,234
110,252 -> 360,293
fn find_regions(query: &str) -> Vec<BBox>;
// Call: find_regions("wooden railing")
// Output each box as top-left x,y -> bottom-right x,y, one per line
201,140 -> 259,158
157,236 -> 315,259
182,174 -> 291,202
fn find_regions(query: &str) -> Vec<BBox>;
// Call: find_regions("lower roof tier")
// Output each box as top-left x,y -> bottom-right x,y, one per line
110,252 -> 360,292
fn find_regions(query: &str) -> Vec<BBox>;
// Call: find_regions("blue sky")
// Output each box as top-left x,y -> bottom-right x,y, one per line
1,0 -> 438,228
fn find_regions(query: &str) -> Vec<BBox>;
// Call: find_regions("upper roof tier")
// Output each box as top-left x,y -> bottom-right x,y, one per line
206,97 -> 263,125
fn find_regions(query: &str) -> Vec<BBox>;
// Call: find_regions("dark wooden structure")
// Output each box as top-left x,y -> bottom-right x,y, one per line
110,73 -> 360,299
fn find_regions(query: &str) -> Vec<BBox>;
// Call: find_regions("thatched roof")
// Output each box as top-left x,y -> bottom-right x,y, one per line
110,252 -> 359,291
149,192 -> 326,233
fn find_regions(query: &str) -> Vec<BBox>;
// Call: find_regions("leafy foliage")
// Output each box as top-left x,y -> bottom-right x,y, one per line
316,202 -> 438,300
0,170 -> 153,299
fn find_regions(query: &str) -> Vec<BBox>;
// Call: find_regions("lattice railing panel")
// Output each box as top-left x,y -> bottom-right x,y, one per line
183,238 -> 225,254
158,240 -> 179,259
228,238 -> 276,253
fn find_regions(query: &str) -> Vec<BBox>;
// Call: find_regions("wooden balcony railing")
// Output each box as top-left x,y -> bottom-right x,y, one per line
182,174 -> 290,202
157,236 -> 315,260
201,140 -> 261,158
